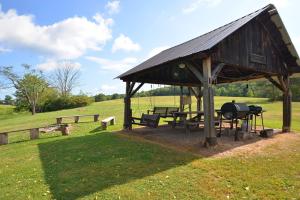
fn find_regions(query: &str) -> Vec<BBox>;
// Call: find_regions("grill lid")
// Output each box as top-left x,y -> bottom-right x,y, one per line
221,102 -> 250,119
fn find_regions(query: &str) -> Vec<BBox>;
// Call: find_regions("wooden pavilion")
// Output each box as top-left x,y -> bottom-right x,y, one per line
117,4 -> 300,146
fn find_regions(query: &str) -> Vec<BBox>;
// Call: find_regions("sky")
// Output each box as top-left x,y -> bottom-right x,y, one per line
0,0 -> 299,98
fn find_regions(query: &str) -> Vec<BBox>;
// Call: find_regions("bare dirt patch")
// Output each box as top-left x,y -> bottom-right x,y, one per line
117,125 -> 300,158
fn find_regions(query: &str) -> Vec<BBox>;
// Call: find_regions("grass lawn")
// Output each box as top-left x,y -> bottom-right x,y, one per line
0,96 -> 300,199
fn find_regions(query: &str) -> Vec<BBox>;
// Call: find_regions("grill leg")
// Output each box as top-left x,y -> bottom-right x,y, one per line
250,115 -> 253,132
261,112 -> 265,131
246,116 -> 249,132
254,115 -> 257,133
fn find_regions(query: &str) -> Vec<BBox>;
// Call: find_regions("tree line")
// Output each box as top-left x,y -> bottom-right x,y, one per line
93,77 -> 300,102
0,62 -> 92,115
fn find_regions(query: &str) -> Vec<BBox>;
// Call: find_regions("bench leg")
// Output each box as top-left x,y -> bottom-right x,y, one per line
61,124 -> 70,136
0,133 -> 8,145
102,122 -> 108,130
94,115 -> 99,122
110,118 -> 115,125
75,116 -> 79,123
30,128 -> 39,140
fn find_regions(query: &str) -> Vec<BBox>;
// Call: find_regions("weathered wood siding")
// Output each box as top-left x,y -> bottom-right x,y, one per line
212,18 -> 286,75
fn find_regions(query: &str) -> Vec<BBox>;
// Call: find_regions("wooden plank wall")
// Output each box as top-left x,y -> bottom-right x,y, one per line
212,19 -> 287,75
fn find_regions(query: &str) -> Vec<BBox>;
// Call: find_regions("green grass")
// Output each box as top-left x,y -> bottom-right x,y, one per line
0,96 -> 300,199
1,96 -> 300,132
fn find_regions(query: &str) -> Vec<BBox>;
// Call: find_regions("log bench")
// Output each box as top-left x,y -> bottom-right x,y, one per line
56,114 -> 99,124
101,116 -> 116,130
0,124 -> 71,145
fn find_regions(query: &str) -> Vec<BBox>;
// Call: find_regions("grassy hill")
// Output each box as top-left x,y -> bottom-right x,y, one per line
0,96 -> 300,199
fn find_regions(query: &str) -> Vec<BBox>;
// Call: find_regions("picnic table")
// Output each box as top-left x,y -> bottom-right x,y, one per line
168,111 -> 205,129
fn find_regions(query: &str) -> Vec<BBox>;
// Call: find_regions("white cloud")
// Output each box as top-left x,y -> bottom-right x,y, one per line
147,46 -> 170,58
105,0 -> 120,14
100,84 -> 117,92
37,60 -> 81,71
86,56 -> 138,72
0,6 -> 113,59
0,46 -> 11,53
112,34 -> 141,53
182,0 -> 222,14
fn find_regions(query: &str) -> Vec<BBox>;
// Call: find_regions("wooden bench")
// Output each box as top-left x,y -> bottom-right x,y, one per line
148,107 -> 179,118
56,114 -> 99,124
0,124 -> 71,145
101,116 -> 116,130
132,114 -> 160,128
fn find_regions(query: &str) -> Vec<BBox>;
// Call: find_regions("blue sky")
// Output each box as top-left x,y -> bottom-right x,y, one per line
0,0 -> 299,98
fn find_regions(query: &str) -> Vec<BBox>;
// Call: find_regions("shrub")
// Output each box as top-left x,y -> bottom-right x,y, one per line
43,95 -> 93,112
95,93 -> 107,102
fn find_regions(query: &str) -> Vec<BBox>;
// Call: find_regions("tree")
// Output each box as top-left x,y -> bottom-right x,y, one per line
50,61 -> 80,97
95,93 -> 107,102
0,65 -> 48,115
4,95 -> 14,105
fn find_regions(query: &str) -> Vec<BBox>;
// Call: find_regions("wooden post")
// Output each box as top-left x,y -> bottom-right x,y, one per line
282,75 -> 292,132
94,114 -> 99,122
0,133 -> 8,145
188,87 -> 192,119
124,81 -> 132,130
179,86 -> 184,112
30,128 -> 39,140
197,86 -> 202,112
202,57 -> 217,146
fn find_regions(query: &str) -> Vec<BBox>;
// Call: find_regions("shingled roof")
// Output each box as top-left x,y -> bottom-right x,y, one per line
118,4 -> 300,79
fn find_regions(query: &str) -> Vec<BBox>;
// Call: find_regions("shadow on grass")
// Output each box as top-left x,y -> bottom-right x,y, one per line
38,131 -> 196,200
89,126 -> 104,133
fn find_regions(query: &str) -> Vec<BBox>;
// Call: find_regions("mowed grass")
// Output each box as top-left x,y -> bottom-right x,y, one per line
0,96 -> 300,199
1,96 -> 300,132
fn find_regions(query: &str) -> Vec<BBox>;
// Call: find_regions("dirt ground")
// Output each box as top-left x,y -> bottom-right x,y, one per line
118,125 -> 300,158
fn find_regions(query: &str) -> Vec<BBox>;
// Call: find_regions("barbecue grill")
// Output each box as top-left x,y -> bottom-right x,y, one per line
218,101 -> 252,141
218,101 -> 265,140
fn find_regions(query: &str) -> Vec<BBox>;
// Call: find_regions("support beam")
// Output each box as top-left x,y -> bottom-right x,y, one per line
211,63 -> 225,82
282,75 -> 292,132
265,76 -> 284,92
130,82 -> 144,97
191,86 -> 202,112
186,63 -> 204,83
202,57 -> 217,147
128,82 -> 136,95
277,76 -> 287,92
123,81 -> 132,130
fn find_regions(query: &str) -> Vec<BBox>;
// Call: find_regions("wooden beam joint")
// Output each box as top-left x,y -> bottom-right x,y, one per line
186,63 -> 204,83
211,63 -> 225,82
